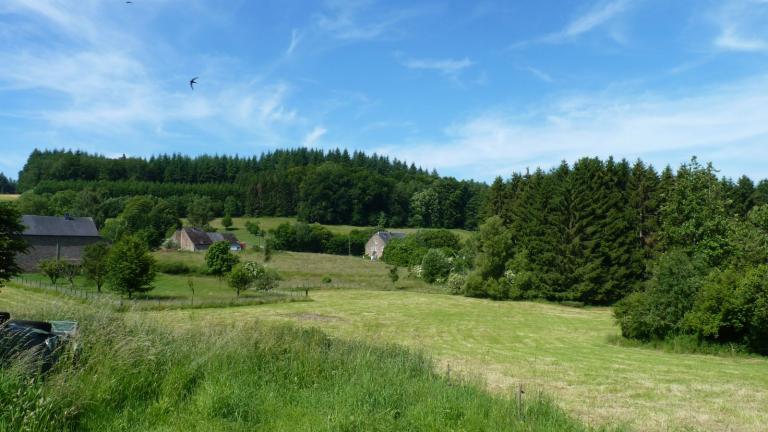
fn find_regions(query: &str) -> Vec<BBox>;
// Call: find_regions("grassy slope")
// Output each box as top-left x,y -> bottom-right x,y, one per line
0,195 -> 19,202
0,287 -> 597,432
151,289 -> 768,432
205,216 -> 474,247
152,249 -> 437,294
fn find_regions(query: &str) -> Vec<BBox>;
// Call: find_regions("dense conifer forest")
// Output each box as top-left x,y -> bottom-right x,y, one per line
10,148 -> 486,229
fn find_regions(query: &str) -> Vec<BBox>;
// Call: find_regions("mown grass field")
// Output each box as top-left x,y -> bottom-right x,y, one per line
0,194 -> 19,202
148,289 -> 768,432
0,287 -> 596,432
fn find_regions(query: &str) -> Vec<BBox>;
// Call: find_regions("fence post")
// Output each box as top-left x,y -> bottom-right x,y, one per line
516,383 -> 525,419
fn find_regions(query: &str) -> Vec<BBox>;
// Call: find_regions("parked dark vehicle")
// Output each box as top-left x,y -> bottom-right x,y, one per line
0,312 -> 79,373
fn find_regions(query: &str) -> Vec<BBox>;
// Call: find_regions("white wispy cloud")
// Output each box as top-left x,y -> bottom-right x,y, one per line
0,1 -> 303,143
402,57 -> 474,77
711,0 -> 768,52
285,28 -> 302,57
303,126 -> 328,146
314,0 -> 428,41
513,0 -> 631,47
384,75 -> 768,181
524,66 -> 553,83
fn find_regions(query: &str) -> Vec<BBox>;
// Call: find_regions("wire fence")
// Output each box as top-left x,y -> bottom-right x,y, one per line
11,276 -> 310,310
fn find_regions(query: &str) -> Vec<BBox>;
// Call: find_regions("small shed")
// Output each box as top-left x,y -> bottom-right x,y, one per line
18,215 -> 102,271
365,231 -> 406,260
171,228 -> 241,252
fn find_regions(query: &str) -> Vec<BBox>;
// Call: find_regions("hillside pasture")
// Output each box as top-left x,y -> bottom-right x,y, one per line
153,249 -> 437,293
0,194 -> 19,201
203,216 -> 474,248
155,289 -> 768,432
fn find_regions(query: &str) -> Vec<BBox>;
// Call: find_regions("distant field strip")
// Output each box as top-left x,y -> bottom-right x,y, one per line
154,290 -> 768,432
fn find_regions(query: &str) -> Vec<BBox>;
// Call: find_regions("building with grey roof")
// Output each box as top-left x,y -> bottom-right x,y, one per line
365,231 -> 406,260
171,227 -> 242,252
18,215 -> 102,271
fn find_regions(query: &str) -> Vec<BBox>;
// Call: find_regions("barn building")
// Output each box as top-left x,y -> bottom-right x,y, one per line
17,215 -> 102,271
171,227 -> 242,252
365,231 -> 406,260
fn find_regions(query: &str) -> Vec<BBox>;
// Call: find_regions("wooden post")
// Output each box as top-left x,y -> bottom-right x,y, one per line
516,383 -> 525,418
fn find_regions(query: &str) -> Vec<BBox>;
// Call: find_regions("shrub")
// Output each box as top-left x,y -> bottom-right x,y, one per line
221,214 -> 233,230
106,235 -> 156,299
39,258 -> 66,285
270,222 -> 333,253
205,241 -> 239,277
415,229 -> 461,251
614,250 -> 708,341
388,266 -> 399,286
445,273 -> 466,295
322,275 -> 332,284
61,261 -> 80,287
485,278 -> 508,300
228,263 -> 254,297
463,272 -> 486,298
245,220 -> 261,237
421,249 -> 451,283
382,237 -> 428,267
82,242 -> 110,292
685,265 -> 768,354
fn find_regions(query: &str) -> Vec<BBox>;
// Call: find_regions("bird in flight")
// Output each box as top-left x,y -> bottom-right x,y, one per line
190,77 -> 198,90
126,1 -> 133,4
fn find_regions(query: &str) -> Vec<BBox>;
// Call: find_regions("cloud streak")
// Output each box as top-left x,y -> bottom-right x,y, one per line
303,126 -> 328,146
711,0 -> 768,52
314,0 -> 428,41
513,0 -> 631,47
386,75 -> 768,181
402,57 -> 474,77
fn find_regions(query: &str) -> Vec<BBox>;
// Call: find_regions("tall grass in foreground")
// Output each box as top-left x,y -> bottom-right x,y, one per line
0,304 -> 613,432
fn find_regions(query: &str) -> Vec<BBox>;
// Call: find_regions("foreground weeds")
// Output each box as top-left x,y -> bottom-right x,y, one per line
0,302 -> 612,432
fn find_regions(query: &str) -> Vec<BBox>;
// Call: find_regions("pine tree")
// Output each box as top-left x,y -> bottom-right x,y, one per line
627,160 -> 660,281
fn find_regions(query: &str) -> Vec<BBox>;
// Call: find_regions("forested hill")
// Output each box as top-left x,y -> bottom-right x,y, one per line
15,148 -> 487,228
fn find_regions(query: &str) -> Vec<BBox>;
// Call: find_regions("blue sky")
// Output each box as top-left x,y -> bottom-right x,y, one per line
1,0 -> 767,182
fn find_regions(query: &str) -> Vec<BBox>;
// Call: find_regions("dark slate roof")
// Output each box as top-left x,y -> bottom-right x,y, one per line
375,231 -> 406,243
207,232 -> 240,244
182,227 -> 213,246
22,215 -> 100,237
182,228 -> 240,246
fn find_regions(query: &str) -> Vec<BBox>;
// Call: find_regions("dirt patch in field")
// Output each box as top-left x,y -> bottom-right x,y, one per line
285,312 -> 343,322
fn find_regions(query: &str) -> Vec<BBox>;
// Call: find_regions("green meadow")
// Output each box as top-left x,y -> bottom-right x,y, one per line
0,286 -> 598,432
151,289 -> 768,432
3,216 -> 768,431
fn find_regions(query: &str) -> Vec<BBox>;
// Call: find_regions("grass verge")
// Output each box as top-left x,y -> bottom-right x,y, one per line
0,298 -> 604,431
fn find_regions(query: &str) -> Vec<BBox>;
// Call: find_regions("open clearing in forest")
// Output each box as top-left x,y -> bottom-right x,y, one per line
0,194 -> 19,201
149,289 -> 768,432
203,216 -> 474,248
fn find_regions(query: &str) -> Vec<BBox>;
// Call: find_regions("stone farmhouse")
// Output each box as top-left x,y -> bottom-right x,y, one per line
365,231 -> 406,260
171,227 -> 242,252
